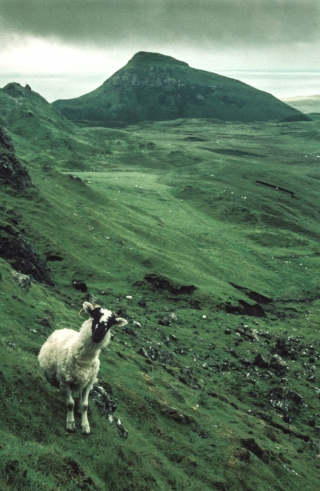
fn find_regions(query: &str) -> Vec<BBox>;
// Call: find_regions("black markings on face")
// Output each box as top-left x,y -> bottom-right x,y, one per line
91,308 -> 117,343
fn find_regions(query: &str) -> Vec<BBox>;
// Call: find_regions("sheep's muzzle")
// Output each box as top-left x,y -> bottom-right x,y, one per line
91,312 -> 117,343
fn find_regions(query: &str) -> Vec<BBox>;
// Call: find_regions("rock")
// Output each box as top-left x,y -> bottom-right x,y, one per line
268,387 -> 303,415
137,347 -> 149,359
37,317 -> 52,328
307,374 -> 316,382
11,271 -> 31,293
144,273 -> 196,295
240,438 -> 271,463
254,352 -> 287,370
174,348 -> 186,355
248,410 -> 272,422
146,347 -> 175,364
124,327 -> 136,337
116,351 -> 127,359
159,312 -> 177,326
133,321 -> 142,328
90,386 -> 128,438
199,429 -> 210,439
113,417 -> 129,439
240,358 -> 252,366
224,328 -> 232,335
273,336 -> 302,359
159,403 -> 194,424
254,353 -> 271,367
0,126 -> 33,191
159,314 -> 171,326
72,280 -> 87,292
6,341 -> 16,348
90,385 -> 117,416
270,354 -> 287,369
169,334 -> 178,342
229,348 -> 239,358
0,228 -> 53,286
69,174 -> 85,184
179,367 -> 201,389
236,325 -> 259,341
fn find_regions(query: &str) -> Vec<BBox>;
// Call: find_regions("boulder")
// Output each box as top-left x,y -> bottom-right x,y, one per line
254,353 -> 271,368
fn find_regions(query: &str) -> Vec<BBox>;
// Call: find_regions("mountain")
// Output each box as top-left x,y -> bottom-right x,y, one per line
52,51 -> 305,125
282,94 -> 320,114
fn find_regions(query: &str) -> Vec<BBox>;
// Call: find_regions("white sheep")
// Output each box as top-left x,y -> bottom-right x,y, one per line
38,302 -> 127,434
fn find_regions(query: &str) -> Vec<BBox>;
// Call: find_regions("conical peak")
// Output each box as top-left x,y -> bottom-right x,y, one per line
127,51 -> 189,68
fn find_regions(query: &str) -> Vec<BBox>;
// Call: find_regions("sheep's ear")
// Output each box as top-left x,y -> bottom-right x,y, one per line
115,317 -> 128,327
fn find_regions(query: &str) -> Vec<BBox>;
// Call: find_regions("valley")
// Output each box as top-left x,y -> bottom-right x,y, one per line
1,78 -> 320,490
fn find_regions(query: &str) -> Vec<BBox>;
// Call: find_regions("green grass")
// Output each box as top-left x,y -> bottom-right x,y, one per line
1,87 -> 320,489
52,51 -> 303,124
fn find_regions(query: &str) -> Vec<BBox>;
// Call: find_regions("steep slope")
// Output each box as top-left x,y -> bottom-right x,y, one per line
0,82 -> 121,171
0,82 -> 73,136
52,51 -> 304,125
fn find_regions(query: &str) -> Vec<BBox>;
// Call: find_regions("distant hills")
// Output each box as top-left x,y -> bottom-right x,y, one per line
52,51 -> 305,125
0,82 -> 74,140
0,82 -> 94,170
282,94 -> 320,114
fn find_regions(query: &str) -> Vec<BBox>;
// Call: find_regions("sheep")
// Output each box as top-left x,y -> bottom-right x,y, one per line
38,302 -> 127,434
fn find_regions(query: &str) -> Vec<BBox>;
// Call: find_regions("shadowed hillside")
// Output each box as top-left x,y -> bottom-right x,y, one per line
52,51 -> 305,125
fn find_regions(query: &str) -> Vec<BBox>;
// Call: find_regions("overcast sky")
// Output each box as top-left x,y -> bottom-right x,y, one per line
0,0 -> 319,102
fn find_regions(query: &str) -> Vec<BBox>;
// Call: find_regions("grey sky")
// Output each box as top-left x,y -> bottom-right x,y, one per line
0,0 -> 319,101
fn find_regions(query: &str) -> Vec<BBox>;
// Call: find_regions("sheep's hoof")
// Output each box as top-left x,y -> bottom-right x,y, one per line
66,421 -> 76,432
82,426 -> 91,435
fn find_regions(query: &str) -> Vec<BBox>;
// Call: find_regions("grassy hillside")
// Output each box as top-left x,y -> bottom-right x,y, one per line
52,51 -> 304,125
1,84 -> 320,490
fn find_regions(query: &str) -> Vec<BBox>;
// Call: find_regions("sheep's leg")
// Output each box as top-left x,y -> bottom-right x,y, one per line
65,385 -> 76,431
78,389 -> 83,414
80,384 -> 93,434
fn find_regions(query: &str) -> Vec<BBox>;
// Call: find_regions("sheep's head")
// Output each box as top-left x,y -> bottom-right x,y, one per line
80,302 -> 127,343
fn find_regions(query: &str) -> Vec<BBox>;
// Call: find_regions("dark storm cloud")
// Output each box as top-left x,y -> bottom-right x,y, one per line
0,0 -> 319,47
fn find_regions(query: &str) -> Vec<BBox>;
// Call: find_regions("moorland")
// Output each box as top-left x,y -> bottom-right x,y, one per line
0,58 -> 320,491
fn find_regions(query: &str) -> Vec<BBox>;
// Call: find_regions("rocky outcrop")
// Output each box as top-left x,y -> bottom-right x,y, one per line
0,225 -> 53,286
0,126 -> 33,191
90,385 -> 128,438
143,273 -> 196,295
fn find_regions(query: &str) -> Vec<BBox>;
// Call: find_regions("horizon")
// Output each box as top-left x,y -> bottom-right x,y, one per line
1,1 -> 319,103
0,55 -> 319,103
